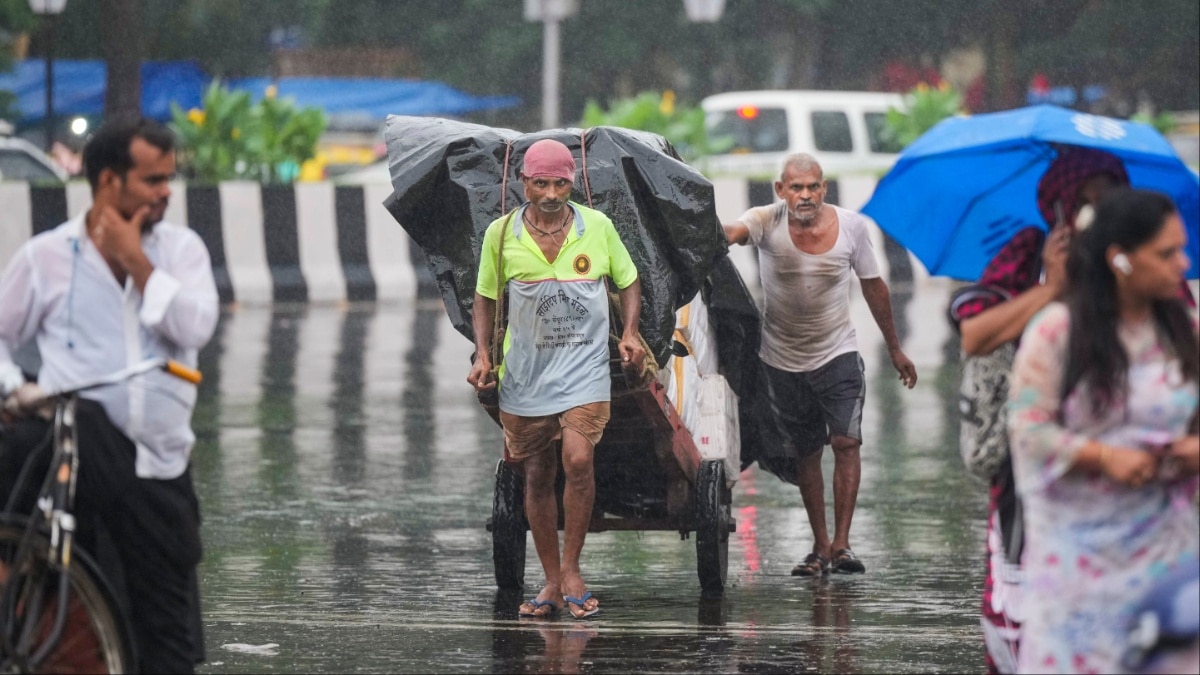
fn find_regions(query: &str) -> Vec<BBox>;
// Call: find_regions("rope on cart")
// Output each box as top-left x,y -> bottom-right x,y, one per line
488,141 -> 517,386
580,129 -> 659,390
501,140 -> 513,212
580,128 -> 594,209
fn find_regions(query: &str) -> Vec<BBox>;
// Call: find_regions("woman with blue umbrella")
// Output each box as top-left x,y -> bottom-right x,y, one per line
863,105 -> 1200,282
869,105 -> 1198,674
950,146 -> 1133,674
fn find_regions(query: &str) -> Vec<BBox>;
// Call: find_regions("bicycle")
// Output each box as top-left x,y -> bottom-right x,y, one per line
0,358 -> 202,674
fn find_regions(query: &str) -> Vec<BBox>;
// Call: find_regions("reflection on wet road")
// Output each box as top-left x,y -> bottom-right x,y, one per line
194,281 -> 987,673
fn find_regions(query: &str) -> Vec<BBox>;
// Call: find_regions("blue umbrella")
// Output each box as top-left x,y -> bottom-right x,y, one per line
862,104 -> 1200,280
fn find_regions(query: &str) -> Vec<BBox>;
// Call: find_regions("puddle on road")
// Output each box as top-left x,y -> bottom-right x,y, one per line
194,291 -> 987,673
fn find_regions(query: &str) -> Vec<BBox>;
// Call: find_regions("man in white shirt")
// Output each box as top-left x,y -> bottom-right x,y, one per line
724,153 -> 917,577
0,117 -> 218,672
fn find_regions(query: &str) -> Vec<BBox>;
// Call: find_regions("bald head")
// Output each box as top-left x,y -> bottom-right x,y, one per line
781,153 -> 823,182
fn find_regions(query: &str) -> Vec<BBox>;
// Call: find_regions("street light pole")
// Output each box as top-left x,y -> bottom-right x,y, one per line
525,0 -> 578,130
682,0 -> 725,22
541,15 -> 561,129
29,0 -> 68,152
43,17 -> 54,151
523,0 -> 722,131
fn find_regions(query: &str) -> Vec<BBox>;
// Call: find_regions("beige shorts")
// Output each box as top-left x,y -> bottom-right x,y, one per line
500,402 -> 611,462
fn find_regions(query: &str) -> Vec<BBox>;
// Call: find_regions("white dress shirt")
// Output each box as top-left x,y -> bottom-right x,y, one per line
0,213 -> 219,479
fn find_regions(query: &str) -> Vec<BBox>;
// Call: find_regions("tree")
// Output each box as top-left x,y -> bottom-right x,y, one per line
1018,0 -> 1200,113
0,0 -> 35,70
0,0 -> 36,121
8,0 -> 1196,132
102,0 -> 142,120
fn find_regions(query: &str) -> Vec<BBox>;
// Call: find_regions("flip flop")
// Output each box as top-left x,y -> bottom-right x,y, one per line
518,598 -> 560,618
562,591 -> 600,619
831,548 -> 866,574
791,552 -> 830,577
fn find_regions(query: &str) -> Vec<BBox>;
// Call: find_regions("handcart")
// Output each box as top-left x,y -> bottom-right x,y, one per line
484,294 -> 739,594
378,118 -> 761,595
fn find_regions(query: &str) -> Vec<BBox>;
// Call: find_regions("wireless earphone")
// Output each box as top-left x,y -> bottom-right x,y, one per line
1112,253 -> 1133,276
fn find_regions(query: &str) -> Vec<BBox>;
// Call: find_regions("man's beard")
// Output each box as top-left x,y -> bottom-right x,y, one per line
124,201 -> 167,233
791,202 -> 819,224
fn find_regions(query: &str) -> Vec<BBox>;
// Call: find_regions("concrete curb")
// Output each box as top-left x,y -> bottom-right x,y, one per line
0,177 -> 922,305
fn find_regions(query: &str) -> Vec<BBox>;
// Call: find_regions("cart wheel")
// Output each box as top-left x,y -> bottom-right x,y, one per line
695,459 -> 730,593
492,459 -> 527,590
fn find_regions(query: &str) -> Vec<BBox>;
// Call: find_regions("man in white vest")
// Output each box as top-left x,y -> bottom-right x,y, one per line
724,153 -> 917,577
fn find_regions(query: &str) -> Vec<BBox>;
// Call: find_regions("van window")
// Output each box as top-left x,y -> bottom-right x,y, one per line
864,112 -> 903,153
811,111 -> 852,153
706,107 -> 789,154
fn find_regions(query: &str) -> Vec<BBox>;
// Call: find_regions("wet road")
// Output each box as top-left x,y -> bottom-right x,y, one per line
193,280 -> 987,673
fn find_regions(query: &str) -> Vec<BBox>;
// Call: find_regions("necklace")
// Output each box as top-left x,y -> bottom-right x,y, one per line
523,210 -> 572,238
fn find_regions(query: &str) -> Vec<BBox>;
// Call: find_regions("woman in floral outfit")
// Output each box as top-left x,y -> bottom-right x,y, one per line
1007,189 -> 1199,674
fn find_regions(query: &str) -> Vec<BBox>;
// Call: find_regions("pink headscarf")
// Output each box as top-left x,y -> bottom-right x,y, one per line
521,139 -> 576,182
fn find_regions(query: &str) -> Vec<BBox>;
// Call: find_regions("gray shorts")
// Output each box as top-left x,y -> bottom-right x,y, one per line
759,352 -> 865,479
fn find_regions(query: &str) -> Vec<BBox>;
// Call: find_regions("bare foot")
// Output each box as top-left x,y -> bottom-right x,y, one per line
518,583 -> 561,618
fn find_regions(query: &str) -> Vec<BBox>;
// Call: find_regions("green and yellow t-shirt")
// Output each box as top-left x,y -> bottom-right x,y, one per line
476,202 -> 638,416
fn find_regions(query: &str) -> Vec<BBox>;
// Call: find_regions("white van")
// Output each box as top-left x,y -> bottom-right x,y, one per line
699,90 -> 905,180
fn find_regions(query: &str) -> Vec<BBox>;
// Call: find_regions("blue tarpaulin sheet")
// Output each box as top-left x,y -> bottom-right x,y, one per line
229,77 -> 519,124
0,59 -> 207,123
1,59 -> 519,125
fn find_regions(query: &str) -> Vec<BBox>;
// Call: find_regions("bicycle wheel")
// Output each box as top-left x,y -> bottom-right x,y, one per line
0,521 -> 136,674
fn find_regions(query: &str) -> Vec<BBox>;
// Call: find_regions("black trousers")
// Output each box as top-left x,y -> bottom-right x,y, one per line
0,399 -> 205,674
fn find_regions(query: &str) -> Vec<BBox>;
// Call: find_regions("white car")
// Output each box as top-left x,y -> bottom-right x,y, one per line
0,122 -> 68,183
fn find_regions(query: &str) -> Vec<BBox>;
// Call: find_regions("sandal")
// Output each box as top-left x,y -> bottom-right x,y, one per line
562,591 -> 600,619
831,548 -> 866,574
518,598 -> 560,618
791,552 -> 830,577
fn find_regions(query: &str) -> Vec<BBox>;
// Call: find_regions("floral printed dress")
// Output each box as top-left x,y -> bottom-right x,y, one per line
1007,303 -> 1199,674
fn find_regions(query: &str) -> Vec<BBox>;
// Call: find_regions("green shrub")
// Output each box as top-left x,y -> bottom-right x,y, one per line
1130,110 -> 1176,136
883,82 -> 963,149
579,90 -> 732,164
171,80 -> 326,184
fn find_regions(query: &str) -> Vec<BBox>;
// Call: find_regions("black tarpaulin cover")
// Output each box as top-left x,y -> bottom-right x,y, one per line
381,115 -> 766,468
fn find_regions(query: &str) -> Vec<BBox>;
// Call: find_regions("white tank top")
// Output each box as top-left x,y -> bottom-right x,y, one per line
738,202 -> 882,372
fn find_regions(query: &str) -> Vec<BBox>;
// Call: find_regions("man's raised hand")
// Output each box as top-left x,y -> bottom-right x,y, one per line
92,204 -> 149,271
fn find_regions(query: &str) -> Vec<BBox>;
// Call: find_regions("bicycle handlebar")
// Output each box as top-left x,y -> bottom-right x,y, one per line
0,358 -> 200,670
164,360 -> 203,385
27,358 -> 202,408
